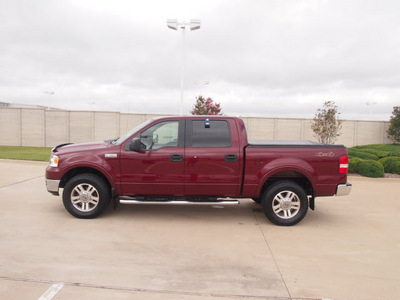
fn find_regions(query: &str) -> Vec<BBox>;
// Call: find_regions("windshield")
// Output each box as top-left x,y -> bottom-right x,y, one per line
113,118 -> 154,145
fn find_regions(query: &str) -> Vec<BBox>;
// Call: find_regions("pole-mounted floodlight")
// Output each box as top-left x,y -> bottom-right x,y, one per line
167,19 -> 201,31
167,19 -> 201,115
167,19 -> 178,31
189,19 -> 201,31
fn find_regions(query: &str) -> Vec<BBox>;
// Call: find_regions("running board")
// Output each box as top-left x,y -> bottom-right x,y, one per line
119,199 -> 240,206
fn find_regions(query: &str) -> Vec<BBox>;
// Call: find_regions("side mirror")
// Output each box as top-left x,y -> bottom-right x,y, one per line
129,138 -> 142,152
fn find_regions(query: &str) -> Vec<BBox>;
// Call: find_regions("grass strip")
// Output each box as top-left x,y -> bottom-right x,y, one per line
0,146 -> 52,162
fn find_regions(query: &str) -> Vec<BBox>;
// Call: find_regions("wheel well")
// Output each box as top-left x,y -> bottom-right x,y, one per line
60,167 -> 111,190
260,170 -> 314,198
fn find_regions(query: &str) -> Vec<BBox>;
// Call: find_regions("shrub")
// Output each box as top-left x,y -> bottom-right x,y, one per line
351,148 -> 389,158
191,96 -> 222,115
348,148 -> 379,161
352,144 -> 400,157
378,157 -> 400,174
387,106 -> 400,144
357,160 -> 384,178
349,157 -> 363,173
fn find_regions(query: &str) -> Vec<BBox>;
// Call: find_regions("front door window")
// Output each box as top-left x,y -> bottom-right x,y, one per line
140,121 -> 179,150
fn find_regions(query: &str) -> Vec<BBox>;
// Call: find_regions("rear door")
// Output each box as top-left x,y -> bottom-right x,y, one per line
184,118 -> 241,197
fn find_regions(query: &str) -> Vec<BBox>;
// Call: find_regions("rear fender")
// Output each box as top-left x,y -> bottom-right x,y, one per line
257,158 -> 316,197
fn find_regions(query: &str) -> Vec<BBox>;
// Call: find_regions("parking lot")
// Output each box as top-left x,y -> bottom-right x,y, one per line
0,159 -> 399,300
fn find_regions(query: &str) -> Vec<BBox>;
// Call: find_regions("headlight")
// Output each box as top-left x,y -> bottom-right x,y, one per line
49,154 -> 59,167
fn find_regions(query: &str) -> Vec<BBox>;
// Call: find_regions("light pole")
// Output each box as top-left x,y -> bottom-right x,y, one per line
43,91 -> 55,110
167,19 -> 201,115
366,101 -> 377,117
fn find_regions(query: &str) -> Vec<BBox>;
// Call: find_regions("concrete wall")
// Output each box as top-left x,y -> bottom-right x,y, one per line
0,107 -> 392,148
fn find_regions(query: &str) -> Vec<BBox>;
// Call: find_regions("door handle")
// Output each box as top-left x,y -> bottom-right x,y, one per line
170,154 -> 183,162
225,154 -> 237,162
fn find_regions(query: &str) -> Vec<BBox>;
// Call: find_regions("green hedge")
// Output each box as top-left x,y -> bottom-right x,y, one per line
352,144 -> 400,157
351,148 -> 389,158
348,157 -> 363,173
357,160 -> 384,178
348,144 -> 400,177
378,157 -> 400,174
348,148 -> 379,161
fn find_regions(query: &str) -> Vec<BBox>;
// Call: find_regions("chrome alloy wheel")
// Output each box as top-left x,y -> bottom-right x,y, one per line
272,190 -> 301,219
70,183 -> 100,212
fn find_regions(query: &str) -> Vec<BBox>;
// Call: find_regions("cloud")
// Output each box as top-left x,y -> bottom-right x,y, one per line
1,0 -> 399,120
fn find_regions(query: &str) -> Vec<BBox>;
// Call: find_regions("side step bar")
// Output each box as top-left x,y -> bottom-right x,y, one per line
119,198 -> 240,206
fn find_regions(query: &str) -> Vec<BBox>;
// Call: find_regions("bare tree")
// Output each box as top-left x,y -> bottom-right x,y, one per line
311,101 -> 343,144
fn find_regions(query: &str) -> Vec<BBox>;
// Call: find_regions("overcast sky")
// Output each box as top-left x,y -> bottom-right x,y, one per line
1,0 -> 399,120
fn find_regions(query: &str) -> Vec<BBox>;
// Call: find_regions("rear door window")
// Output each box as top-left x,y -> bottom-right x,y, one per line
191,120 -> 231,147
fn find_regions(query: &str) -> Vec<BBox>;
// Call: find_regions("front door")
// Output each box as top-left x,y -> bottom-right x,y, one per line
120,120 -> 185,196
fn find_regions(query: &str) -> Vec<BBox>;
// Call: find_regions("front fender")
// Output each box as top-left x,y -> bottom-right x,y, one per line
60,154 -> 118,189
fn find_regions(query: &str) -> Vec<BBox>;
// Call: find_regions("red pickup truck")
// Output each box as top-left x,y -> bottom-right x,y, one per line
46,116 -> 351,226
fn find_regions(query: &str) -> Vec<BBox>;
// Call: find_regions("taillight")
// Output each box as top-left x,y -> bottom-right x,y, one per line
339,155 -> 349,174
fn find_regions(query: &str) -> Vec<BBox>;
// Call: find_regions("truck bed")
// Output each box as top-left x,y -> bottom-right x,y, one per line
248,140 -> 345,148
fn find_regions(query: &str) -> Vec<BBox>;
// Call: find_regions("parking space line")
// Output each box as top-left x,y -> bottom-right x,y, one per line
38,283 -> 64,300
0,175 -> 44,189
252,211 -> 293,299
2,275 -> 310,299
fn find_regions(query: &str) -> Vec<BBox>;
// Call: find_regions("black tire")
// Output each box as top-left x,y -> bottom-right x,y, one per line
62,173 -> 110,219
261,181 -> 308,226
252,198 -> 261,204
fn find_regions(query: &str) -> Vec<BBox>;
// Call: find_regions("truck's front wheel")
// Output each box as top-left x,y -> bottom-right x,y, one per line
262,181 -> 308,226
62,173 -> 110,218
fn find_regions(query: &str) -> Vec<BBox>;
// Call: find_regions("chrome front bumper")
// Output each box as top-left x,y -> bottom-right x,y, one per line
336,183 -> 352,196
46,179 -> 60,196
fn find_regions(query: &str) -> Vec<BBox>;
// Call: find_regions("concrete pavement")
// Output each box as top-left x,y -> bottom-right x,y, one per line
0,159 -> 399,300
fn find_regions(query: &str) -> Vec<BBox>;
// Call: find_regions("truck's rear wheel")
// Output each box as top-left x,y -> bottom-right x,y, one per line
262,181 -> 308,226
62,173 -> 110,218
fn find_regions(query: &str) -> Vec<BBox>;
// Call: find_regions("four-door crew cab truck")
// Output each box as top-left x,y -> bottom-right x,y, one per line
46,116 -> 352,226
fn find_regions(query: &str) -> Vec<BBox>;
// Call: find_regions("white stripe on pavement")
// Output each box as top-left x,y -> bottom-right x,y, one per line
38,283 -> 64,300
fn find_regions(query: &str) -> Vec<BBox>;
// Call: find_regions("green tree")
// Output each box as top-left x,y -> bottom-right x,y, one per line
387,106 -> 400,144
311,101 -> 343,144
191,96 -> 222,115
